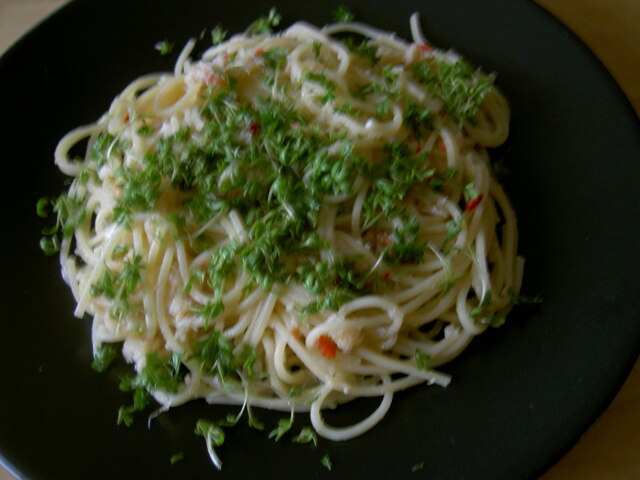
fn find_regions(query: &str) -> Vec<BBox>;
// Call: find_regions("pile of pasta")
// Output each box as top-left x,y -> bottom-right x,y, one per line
52,14 -> 520,443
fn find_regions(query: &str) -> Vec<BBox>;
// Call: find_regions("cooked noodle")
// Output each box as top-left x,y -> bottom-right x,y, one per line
50,13 -> 521,445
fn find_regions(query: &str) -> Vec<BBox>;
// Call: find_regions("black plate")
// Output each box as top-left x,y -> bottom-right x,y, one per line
1,1 -> 639,479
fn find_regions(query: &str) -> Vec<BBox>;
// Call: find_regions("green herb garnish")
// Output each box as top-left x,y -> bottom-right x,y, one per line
90,254 -> 144,319
91,344 -> 118,373
414,349 -> 432,371
196,419 -> 225,470
320,454 -> 333,471
211,25 -> 228,45
246,8 -> 281,36
154,40 -> 174,55
268,410 -> 294,441
333,5 -> 355,22
412,59 -> 493,127
292,427 -> 318,446
170,452 -> 184,464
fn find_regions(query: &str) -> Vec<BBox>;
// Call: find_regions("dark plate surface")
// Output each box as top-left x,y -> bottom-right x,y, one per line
1,0 -> 639,479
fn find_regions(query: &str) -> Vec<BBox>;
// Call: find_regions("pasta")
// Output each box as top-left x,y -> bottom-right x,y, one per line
45,10 -> 522,457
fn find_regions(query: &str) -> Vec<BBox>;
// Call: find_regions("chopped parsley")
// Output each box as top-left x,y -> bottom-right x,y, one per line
320,454 -> 333,471
38,193 -> 87,255
404,101 -> 434,138
333,5 -> 355,23
245,7 -> 281,36
469,292 -> 506,328
91,344 -> 118,373
116,351 -> 184,426
463,180 -> 479,203
303,71 -> 337,103
412,59 -> 494,127
414,349 -> 432,371
191,329 -> 237,377
292,427 -> 318,446
170,452 -> 184,464
211,25 -> 227,45
154,39 -> 174,55
442,218 -> 463,252
268,410 -> 295,441
383,217 -> 427,265
312,41 -> 322,59
90,254 -> 144,320
362,142 -> 434,229
508,289 -> 543,306
342,37 -> 380,65
196,419 -> 226,470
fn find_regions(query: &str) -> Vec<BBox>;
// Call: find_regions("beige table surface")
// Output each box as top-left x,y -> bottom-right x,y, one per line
1,0 -> 639,479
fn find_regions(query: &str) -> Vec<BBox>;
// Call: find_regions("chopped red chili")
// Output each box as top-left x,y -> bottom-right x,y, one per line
466,193 -> 484,212
317,335 -> 337,359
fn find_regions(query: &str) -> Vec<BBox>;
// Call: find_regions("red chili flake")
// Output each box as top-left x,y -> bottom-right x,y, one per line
381,271 -> 391,281
205,73 -> 216,84
123,114 -> 130,123
415,145 -> 423,153
466,193 -> 484,212
317,335 -> 337,359
417,43 -> 432,53
254,49 -> 264,57
250,122 -> 260,137
437,139 -> 446,152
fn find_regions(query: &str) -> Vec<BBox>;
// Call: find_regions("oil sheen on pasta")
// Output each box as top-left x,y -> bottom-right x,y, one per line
48,12 -> 521,445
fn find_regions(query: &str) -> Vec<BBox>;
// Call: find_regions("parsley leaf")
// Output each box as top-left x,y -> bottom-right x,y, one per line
36,196 -> 50,218
320,454 -> 333,471
91,344 -> 119,373
303,71 -> 337,104
404,101 -> 434,138
333,5 -> 355,22
442,218 -> 463,251
137,351 -> 184,393
116,352 -> 183,426
38,193 -> 87,255
343,37 -> 380,64
90,254 -> 144,319
292,426 -> 318,446
211,25 -> 227,45
508,289 -> 543,306
113,163 -> 162,227
362,142 -> 433,229
312,41 -> 322,59
192,329 -> 236,377
412,59 -> 494,127
154,40 -> 174,55
383,217 -> 427,265
414,349 -> 432,371
195,419 -> 225,470
246,8 -> 281,36
268,410 -> 294,441
170,452 -> 184,464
